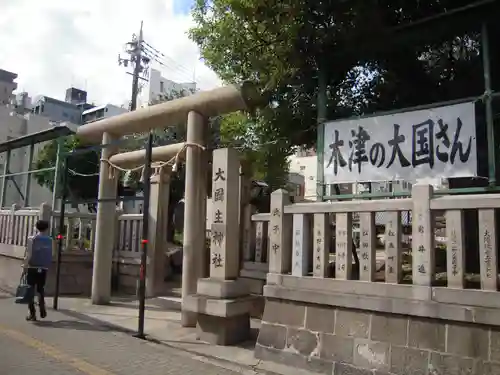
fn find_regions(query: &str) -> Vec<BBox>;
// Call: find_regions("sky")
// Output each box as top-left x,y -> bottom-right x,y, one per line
0,0 -> 221,107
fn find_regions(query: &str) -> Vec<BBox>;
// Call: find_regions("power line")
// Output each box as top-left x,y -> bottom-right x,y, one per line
141,41 -> 196,81
141,40 -> 218,89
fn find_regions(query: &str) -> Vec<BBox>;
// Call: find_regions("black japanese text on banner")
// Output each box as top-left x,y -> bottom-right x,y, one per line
322,102 -> 477,183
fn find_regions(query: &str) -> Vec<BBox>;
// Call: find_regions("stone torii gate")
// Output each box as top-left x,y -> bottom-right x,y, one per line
76,83 -> 258,338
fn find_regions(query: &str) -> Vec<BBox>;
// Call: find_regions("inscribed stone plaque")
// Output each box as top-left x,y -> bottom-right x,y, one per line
335,212 -> 352,280
478,209 -> 497,291
269,189 -> 292,274
359,212 -> 376,281
292,214 -> 310,276
445,210 -> 465,289
411,184 -> 434,286
210,148 -> 240,280
313,214 -> 330,278
385,211 -> 402,283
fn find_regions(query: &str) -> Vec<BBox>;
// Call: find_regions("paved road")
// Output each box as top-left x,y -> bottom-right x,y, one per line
0,293 -> 259,375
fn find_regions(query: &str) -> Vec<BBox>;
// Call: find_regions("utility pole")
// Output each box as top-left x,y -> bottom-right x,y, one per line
118,21 -> 149,111
118,20 -> 153,340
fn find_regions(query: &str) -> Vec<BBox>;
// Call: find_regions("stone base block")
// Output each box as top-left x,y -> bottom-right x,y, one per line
183,293 -> 256,317
197,278 -> 249,298
240,277 -> 266,295
184,293 -> 255,345
197,313 -> 251,345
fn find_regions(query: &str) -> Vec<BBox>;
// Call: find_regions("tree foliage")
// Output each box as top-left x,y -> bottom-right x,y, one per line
189,0 -> 500,150
33,136 -> 100,208
189,0 -> 500,271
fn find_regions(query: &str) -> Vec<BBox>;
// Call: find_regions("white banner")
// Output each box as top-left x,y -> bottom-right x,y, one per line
322,102 -> 477,183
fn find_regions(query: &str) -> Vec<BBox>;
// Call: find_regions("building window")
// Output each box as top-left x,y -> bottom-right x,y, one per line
160,81 -> 164,93
40,104 -> 44,113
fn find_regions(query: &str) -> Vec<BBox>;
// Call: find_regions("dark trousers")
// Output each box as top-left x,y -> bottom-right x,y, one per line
26,267 -> 47,316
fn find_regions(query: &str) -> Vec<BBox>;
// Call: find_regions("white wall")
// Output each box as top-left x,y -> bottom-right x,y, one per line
288,154 -> 318,200
139,68 -> 196,107
105,104 -> 128,118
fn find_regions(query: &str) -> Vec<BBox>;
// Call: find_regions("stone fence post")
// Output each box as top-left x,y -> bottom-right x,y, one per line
269,189 -> 292,275
8,203 -> 19,245
411,184 -> 435,286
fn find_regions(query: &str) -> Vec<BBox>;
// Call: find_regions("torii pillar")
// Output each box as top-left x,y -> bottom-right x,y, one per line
91,132 -> 119,305
181,111 -> 208,327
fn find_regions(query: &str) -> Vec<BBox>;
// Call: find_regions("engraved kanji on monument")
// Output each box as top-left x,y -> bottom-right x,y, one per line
269,189 -> 292,274
446,210 -> 465,289
412,184 -> 435,286
385,211 -> 402,283
359,212 -> 376,281
210,148 -> 240,280
478,209 -> 498,291
292,214 -> 310,276
335,213 -> 352,280
313,214 -> 331,277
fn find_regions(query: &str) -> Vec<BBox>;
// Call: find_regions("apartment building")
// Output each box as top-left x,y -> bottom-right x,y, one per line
0,69 -> 17,106
82,104 -> 128,124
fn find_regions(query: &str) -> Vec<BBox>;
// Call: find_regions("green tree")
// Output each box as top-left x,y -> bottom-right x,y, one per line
218,111 -> 291,190
189,0 -> 500,143
33,136 -> 101,211
189,0 -> 500,272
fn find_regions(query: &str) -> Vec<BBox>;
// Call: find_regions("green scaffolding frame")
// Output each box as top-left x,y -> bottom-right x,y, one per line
316,22 -> 499,201
0,125 -> 76,209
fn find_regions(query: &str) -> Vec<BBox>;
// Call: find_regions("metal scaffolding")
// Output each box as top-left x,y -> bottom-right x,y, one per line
0,124 -> 77,208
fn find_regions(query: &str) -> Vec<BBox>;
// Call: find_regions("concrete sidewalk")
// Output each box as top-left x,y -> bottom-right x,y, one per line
45,296 -> 315,375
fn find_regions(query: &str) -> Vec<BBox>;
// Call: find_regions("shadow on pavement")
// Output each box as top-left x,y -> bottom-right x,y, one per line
33,319 -> 111,332
56,308 -> 135,335
107,301 -> 165,311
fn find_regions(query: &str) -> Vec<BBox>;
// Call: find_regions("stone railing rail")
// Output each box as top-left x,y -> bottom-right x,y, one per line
0,206 -> 143,256
0,204 -> 48,247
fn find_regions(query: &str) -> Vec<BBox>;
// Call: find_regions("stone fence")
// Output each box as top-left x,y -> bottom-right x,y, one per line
255,184 -> 500,375
0,204 -> 144,296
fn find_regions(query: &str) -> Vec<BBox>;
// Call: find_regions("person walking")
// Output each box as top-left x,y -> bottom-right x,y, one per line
23,220 -> 53,321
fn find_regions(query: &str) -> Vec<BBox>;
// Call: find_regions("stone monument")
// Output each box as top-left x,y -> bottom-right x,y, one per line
184,147 -> 254,345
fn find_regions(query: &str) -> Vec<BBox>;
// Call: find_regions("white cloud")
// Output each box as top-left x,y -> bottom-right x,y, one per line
0,0 -> 221,106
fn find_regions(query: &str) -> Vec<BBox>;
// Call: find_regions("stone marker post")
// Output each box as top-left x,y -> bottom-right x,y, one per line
145,170 -> 170,297
183,148 -> 254,345
210,148 -> 240,279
